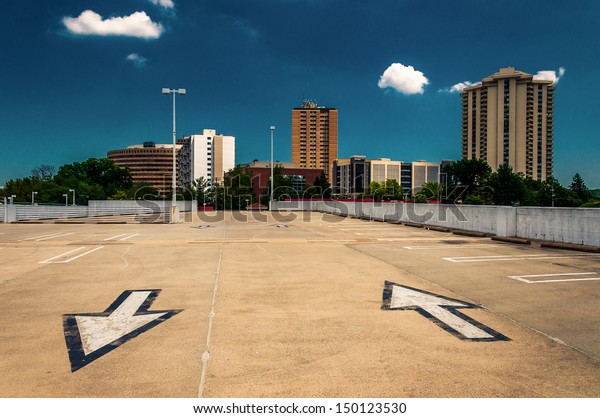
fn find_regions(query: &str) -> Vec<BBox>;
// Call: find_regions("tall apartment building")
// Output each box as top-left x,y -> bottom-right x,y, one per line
291,99 -> 338,184
178,129 -> 235,188
461,67 -> 554,180
108,142 -> 182,195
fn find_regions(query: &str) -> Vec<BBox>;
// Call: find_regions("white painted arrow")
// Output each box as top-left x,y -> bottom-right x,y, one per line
75,291 -> 167,355
387,283 -> 498,340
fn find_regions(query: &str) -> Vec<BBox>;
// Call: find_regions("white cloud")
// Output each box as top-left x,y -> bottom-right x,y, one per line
533,67 -> 566,84
126,53 -> 149,68
149,0 -> 175,9
439,81 -> 476,93
449,81 -> 473,93
378,63 -> 429,95
62,10 -> 164,39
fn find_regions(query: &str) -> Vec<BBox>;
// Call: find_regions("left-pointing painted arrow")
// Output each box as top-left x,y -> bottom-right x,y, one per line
382,281 -> 509,342
63,290 -> 182,372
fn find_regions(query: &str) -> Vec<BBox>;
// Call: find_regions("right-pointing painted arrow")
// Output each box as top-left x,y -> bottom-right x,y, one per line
382,281 -> 509,342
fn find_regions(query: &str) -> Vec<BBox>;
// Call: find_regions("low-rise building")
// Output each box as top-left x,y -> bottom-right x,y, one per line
237,161 -> 324,199
332,156 -> 440,196
107,142 -> 182,195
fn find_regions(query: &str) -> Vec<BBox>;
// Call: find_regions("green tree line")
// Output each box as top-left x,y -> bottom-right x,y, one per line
438,159 -> 597,207
0,158 -> 158,205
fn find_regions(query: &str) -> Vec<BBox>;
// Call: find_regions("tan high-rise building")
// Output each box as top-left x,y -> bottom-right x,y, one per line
461,67 -> 554,180
292,99 -> 338,184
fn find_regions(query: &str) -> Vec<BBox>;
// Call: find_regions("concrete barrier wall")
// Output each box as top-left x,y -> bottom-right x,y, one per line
273,201 -> 599,246
3,200 -> 194,222
515,207 -> 600,246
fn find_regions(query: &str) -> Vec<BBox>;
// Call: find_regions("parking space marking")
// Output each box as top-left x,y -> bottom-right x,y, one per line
444,254 -> 597,263
508,272 -> 600,284
36,232 -> 74,241
404,244 -> 499,250
378,237 -> 462,242
39,246 -> 104,264
20,232 -> 73,242
104,233 -> 140,241
104,233 -> 129,241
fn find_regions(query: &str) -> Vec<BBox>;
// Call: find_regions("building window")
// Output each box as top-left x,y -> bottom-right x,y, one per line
537,87 -> 544,178
503,80 -> 510,165
471,91 -> 477,159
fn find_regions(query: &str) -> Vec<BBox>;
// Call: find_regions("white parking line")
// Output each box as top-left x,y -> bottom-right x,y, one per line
378,238 -> 464,242
36,232 -> 74,241
20,232 -> 70,242
444,254 -> 597,263
39,246 -> 104,264
117,234 -> 139,241
508,272 -> 600,284
104,233 -> 140,241
104,233 -> 129,241
404,244 -> 499,250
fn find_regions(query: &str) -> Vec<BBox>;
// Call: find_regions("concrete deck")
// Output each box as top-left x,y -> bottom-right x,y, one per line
0,211 -> 599,397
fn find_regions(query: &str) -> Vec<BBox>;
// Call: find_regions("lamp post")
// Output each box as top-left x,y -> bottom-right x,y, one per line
63,194 -> 68,206
439,172 -> 448,201
162,87 -> 186,223
31,191 -> 38,206
269,126 -> 275,211
69,189 -> 76,206
9,195 -> 15,204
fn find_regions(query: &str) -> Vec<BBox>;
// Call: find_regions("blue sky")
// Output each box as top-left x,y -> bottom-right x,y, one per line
1,0 -> 599,187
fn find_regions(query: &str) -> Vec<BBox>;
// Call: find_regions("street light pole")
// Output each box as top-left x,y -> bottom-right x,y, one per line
270,126 -> 275,211
31,191 -> 38,206
162,88 -> 186,223
63,194 -> 68,206
69,188 -> 76,206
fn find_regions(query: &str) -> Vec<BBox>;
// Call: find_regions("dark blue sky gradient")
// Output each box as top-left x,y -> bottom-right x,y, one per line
1,1 -> 599,187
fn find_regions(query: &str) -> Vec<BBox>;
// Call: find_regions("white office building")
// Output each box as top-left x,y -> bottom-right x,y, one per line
178,129 -> 235,188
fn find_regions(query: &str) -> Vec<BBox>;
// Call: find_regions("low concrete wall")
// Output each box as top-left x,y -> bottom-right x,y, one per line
515,207 -> 600,246
2,200 -> 194,223
273,201 -> 600,246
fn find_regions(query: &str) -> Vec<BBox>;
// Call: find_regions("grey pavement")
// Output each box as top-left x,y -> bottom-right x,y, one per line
0,211 -> 599,397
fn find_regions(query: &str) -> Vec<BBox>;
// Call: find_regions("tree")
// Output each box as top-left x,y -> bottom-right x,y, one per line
313,171 -> 331,198
383,179 -> 404,200
54,158 -> 132,202
421,182 -> 440,200
570,173 -> 591,203
489,164 -> 526,205
443,159 -> 492,202
302,172 -> 331,199
31,165 -> 56,181
192,177 -> 215,206
224,167 -> 255,209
